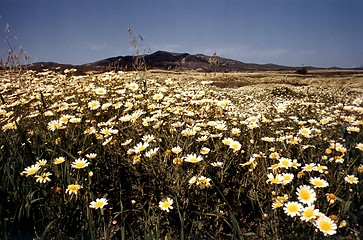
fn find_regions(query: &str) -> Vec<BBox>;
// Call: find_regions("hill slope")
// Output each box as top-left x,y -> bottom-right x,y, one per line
83,50 -> 293,72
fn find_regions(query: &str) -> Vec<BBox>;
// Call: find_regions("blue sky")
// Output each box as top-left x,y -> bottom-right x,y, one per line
1,0 -> 362,68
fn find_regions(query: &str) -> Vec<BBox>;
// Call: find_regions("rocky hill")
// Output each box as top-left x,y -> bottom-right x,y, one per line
83,50 -> 293,72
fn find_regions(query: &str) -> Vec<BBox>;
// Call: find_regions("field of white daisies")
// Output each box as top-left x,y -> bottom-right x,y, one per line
0,69 -> 362,239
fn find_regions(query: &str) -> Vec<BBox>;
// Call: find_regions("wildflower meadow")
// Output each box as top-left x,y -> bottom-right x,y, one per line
0,68 -> 362,239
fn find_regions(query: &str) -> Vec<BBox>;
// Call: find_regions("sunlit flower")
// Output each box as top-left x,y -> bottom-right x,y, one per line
153,93 -> 164,101
165,78 -> 173,84
86,153 -> 97,159
90,198 -> 108,209
53,157 -> 66,164
215,121 -> 227,131
37,159 -> 47,166
216,99 -> 231,108
181,128 -> 196,137
66,184 -> 82,195
58,102 -> 69,111
132,142 -> 149,154
43,110 -> 54,116
281,173 -> 294,185
142,134 -> 155,143
269,152 -> 280,159
200,147 -> 210,155
291,159 -> 301,169
343,115 -> 355,123
88,100 -> 101,110
278,157 -> 292,168
231,128 -> 241,135
355,143 -> 363,151
35,172 -> 52,183
296,185 -> 316,205
246,115 -> 259,124
222,137 -> 234,146
197,176 -> 212,189
320,117 -> 331,125
129,82 -> 139,91
100,127 -> 117,136
184,153 -> 203,163
229,140 -> 241,151
47,120 -> 63,131
197,135 -> 209,142
314,164 -> 328,173
344,175 -> 358,184
347,126 -> 360,133
302,163 -> 316,172
71,158 -> 90,169
189,176 -> 197,185
145,147 -> 159,158
94,87 -> 107,95
21,164 -> 41,176
119,114 -> 132,122
287,136 -> 301,145
211,161 -> 224,168
298,127 -> 311,138
266,173 -> 283,184
329,155 -> 344,163
315,215 -> 337,236
171,146 -> 182,154
84,127 -> 97,135
276,103 -> 287,113
121,139 -> 133,146
159,197 -> 173,212
300,205 -> 319,222
241,157 -> 256,167
284,201 -> 303,217
69,117 -> 82,123
310,177 -> 329,188
261,137 -> 275,142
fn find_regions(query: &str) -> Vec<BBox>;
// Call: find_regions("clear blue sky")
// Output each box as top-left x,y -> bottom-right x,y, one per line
1,0 -> 362,68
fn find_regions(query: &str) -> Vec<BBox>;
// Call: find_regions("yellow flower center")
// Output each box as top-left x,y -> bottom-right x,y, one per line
312,180 -> 324,187
303,208 -> 314,218
300,189 -> 310,200
188,157 -> 198,163
28,168 -> 38,175
287,204 -> 298,213
75,162 -> 86,168
346,176 -> 355,182
300,129 -> 310,135
283,175 -> 292,181
94,201 -> 104,208
68,185 -> 79,191
161,201 -> 171,208
305,166 -> 314,171
230,143 -> 240,150
199,179 -> 207,185
280,160 -> 290,167
319,221 -> 332,231
271,178 -> 280,184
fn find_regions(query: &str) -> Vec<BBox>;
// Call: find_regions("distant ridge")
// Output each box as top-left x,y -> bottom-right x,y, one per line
29,50 -> 363,73
83,50 -> 293,72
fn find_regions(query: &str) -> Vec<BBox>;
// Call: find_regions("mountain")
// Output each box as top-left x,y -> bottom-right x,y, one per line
82,50 -> 293,72
29,50 -> 363,74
